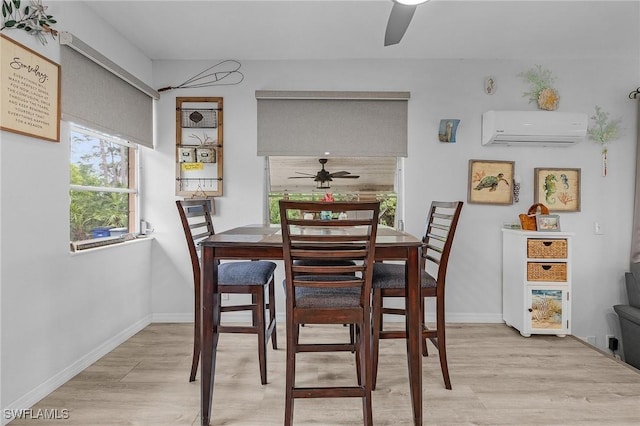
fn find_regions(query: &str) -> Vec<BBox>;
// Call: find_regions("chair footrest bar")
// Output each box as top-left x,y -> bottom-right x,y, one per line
379,330 -> 406,339
381,307 -> 406,316
217,325 -> 258,334
296,343 -> 355,352
220,304 -> 256,312
292,387 -> 364,398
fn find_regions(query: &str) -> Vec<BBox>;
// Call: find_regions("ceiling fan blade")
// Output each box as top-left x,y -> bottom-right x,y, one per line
384,2 -> 417,46
329,171 -> 352,177
288,176 -> 315,179
333,175 -> 360,179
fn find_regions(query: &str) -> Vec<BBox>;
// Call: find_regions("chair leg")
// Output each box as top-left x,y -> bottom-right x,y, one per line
189,284 -> 202,382
189,326 -> 200,382
268,277 -> 277,349
360,319 -> 373,426
349,324 -> 355,353
371,289 -> 382,390
421,296 -> 429,357
354,324 -> 361,386
435,294 -> 451,390
284,322 -> 298,426
256,289 -> 268,385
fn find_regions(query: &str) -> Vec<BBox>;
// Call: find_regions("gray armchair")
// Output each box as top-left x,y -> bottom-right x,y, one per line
613,262 -> 640,369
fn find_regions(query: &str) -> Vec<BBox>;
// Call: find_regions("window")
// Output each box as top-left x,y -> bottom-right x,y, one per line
266,156 -> 398,226
69,124 -> 137,242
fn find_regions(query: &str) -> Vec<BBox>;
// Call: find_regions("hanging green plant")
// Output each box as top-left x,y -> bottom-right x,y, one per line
518,65 -> 559,111
1,0 -> 57,45
587,105 -> 622,177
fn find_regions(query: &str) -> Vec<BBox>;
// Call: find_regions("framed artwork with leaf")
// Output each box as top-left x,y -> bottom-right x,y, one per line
468,159 -> 514,205
534,168 -> 581,212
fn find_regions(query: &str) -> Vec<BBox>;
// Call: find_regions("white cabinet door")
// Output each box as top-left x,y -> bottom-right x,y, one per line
523,287 -> 570,337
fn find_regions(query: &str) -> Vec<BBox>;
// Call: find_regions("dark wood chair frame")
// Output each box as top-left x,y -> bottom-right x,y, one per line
279,200 -> 380,426
372,200 -> 463,390
176,199 -> 277,384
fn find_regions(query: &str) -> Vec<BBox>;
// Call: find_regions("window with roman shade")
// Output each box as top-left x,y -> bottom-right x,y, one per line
256,91 -> 409,157
60,32 -> 158,149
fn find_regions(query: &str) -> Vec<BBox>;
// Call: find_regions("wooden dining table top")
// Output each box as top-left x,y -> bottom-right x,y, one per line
201,224 -> 422,252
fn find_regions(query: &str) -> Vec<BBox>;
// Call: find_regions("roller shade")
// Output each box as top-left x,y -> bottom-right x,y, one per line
60,33 -> 158,148
256,91 -> 409,157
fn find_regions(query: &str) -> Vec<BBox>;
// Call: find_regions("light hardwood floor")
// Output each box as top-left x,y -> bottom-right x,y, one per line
9,323 -> 640,425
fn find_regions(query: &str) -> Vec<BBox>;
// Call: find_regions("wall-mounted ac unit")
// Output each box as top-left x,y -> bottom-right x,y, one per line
482,110 -> 588,146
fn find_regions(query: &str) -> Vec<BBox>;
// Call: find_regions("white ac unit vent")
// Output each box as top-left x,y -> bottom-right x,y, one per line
482,110 -> 588,146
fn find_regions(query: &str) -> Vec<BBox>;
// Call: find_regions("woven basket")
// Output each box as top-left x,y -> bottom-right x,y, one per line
527,239 -> 568,259
527,262 -> 567,282
519,203 -> 550,231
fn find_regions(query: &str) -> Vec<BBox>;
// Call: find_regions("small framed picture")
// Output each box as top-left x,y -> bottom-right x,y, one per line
536,214 -> 561,231
534,168 -> 580,212
468,159 -> 514,205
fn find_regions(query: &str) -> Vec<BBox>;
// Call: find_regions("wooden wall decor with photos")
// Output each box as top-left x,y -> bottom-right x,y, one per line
175,97 -> 223,197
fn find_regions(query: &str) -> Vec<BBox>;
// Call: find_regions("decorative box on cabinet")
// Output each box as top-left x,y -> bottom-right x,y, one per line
175,97 -> 223,197
502,229 -> 573,337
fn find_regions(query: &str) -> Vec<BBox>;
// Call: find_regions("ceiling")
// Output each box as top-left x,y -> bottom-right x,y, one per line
80,1 -> 638,193
83,0 -> 639,61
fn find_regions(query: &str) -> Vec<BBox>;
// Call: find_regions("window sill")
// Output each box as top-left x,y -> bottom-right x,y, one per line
70,234 -> 154,256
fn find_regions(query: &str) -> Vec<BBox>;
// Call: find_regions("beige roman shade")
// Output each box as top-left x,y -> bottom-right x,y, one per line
256,91 -> 410,157
60,32 -> 159,148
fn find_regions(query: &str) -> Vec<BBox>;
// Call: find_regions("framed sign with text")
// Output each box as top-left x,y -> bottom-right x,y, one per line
1,34 -> 61,142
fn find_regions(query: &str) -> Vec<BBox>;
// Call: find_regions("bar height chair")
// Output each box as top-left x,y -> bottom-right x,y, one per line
176,199 -> 277,384
371,201 -> 463,390
279,200 -> 380,426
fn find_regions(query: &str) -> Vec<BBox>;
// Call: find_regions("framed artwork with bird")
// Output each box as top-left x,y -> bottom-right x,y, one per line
468,159 -> 515,205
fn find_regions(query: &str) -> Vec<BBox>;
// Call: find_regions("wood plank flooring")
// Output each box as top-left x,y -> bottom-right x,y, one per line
9,323 -> 640,425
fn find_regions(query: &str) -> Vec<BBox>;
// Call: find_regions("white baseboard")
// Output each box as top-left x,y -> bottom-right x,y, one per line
1,316 -> 151,426
150,312 -> 504,324
150,312 -> 194,323
445,313 -> 504,323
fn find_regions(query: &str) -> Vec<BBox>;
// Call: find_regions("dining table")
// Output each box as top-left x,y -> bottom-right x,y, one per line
199,224 -> 424,425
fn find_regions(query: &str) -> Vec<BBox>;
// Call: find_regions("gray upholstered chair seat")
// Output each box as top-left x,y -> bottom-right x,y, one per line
286,275 -> 361,308
372,262 -> 436,289
219,261 -> 277,285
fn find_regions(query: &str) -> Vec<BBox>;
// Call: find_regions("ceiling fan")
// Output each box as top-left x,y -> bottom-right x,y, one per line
288,158 -> 360,189
384,0 -> 430,46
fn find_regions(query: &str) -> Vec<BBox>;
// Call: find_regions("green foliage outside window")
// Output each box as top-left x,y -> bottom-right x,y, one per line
268,192 -> 397,226
69,128 -> 132,241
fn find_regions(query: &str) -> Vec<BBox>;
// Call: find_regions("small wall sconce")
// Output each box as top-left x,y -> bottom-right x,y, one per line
513,174 -> 521,203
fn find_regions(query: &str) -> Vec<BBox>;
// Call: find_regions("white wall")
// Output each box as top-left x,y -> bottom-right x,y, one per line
147,57 -> 638,350
1,1 -> 638,419
0,2 -> 155,420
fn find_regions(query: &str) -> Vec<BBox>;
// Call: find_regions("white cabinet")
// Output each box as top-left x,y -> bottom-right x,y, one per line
502,229 -> 573,337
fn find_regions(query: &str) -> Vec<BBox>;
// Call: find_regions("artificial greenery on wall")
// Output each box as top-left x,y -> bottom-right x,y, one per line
1,0 -> 57,45
518,64 -> 559,111
587,105 -> 622,177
